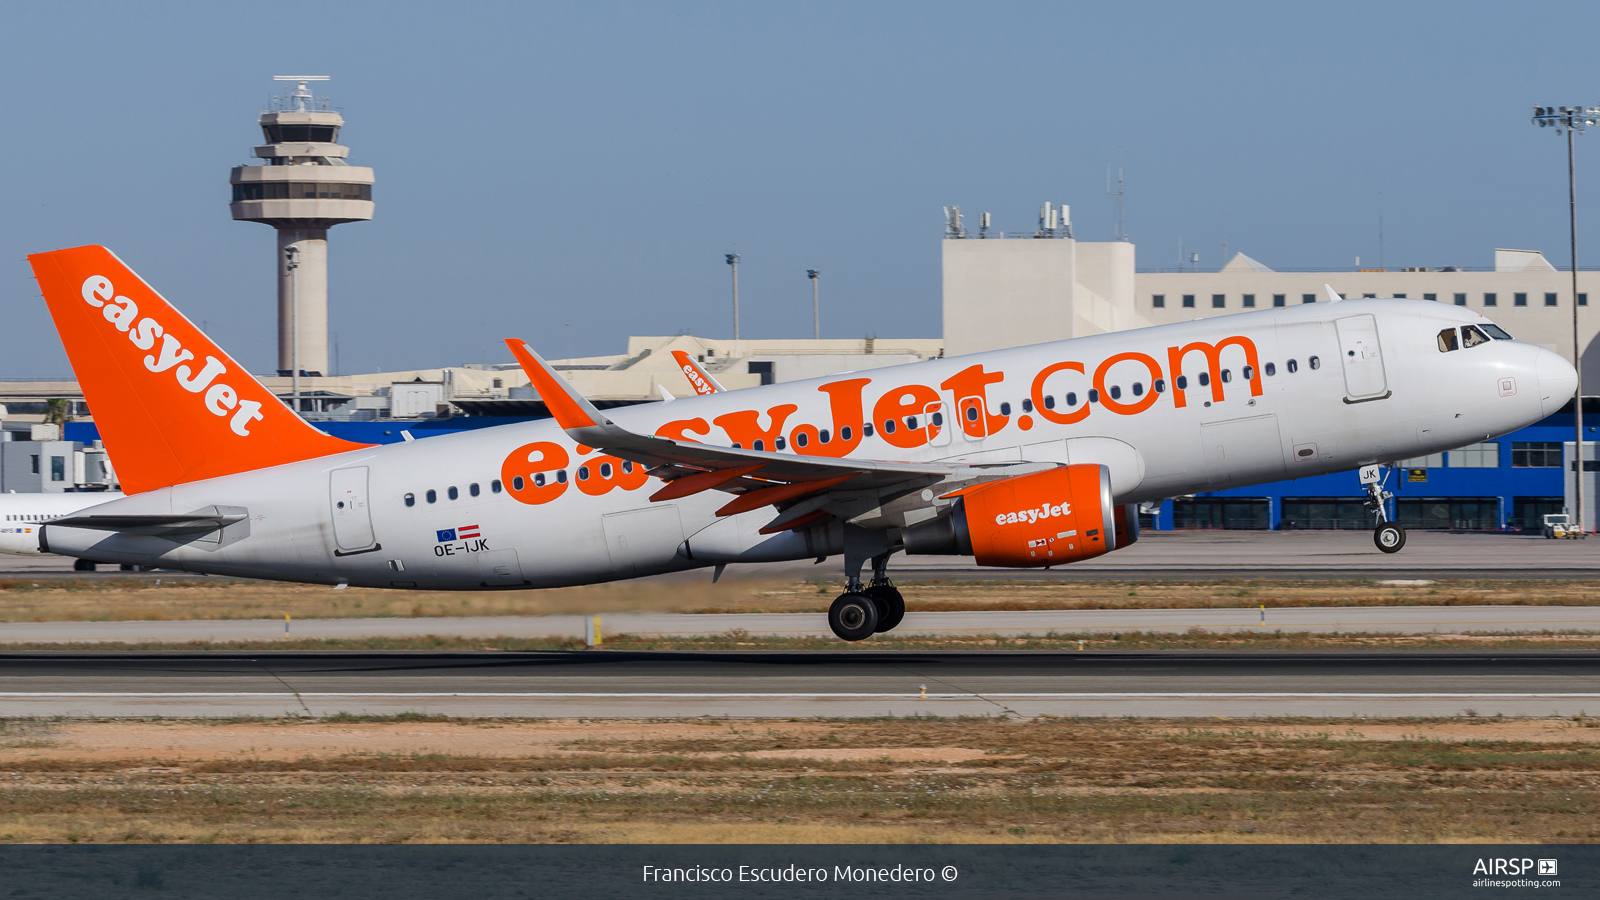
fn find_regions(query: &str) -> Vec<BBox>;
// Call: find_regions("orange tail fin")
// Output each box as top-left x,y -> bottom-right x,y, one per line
28,245 -> 371,494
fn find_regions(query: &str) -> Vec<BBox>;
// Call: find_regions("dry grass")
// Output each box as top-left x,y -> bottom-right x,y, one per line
0,716 -> 1596,844
1,576 -> 1598,624
2,629 -> 1599,653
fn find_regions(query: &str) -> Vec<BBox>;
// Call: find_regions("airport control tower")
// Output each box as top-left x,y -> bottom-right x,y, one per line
229,76 -> 374,377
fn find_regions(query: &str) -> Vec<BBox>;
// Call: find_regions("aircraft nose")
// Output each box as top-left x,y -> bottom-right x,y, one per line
1536,347 -> 1579,416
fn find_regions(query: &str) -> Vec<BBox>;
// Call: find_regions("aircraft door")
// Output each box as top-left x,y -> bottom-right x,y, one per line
955,396 -> 990,441
329,466 -> 377,552
924,401 -> 951,446
1335,314 -> 1389,400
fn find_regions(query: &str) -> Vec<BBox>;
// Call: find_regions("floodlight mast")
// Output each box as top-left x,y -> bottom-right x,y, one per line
1531,104 -> 1600,533
806,269 -> 820,340
725,253 -> 740,356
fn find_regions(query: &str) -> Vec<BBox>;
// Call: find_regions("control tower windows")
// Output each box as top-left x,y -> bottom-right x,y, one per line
261,124 -> 339,143
232,183 -> 373,202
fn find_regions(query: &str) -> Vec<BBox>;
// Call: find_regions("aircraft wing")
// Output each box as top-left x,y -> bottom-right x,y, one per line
505,339 -> 1039,531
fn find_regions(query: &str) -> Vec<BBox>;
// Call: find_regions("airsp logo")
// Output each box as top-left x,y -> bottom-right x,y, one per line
1471,858 -> 1553,876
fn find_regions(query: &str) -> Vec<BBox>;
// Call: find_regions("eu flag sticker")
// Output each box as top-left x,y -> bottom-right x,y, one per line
436,528 -> 457,543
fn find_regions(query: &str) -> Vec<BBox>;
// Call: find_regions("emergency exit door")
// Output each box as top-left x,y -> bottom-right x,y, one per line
329,466 -> 377,552
1335,314 -> 1389,401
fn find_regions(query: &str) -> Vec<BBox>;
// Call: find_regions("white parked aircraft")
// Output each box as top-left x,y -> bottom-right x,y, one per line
26,246 -> 1577,640
0,491 -> 126,567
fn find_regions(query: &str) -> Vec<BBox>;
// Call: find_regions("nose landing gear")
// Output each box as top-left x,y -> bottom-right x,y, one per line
1363,464 -> 1406,553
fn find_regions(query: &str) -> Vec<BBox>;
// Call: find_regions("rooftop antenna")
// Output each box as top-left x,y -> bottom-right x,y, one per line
943,206 -> 966,239
1378,190 -> 1385,269
272,75 -> 330,112
1106,148 -> 1126,241
979,211 -> 991,239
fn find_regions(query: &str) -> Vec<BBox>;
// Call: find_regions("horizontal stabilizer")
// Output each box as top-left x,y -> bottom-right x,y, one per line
49,509 -> 247,536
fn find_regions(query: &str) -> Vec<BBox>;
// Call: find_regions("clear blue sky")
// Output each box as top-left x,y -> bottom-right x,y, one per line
4,1 -> 1599,377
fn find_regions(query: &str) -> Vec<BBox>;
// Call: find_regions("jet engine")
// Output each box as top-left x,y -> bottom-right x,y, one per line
903,464 -> 1131,568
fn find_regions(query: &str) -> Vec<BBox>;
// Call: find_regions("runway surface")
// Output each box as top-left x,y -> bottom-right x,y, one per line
3,650 -> 1597,719
6,604 -> 1599,643
7,529 -> 1600,580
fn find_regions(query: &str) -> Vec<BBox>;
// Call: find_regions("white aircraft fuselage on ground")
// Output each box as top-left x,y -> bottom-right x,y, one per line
0,492 -> 125,555
26,246 -> 1577,640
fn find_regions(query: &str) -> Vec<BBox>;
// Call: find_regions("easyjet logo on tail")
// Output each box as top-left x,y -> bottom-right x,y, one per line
80,275 -> 264,437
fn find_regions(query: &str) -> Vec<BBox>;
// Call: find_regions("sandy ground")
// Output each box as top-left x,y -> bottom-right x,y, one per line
5,717 -> 1598,766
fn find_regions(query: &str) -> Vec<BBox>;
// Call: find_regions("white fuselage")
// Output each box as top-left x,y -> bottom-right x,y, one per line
42,300 -> 1571,587
0,491 -> 125,555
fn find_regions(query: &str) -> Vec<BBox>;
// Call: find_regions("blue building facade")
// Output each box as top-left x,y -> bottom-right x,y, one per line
1149,412 -> 1589,531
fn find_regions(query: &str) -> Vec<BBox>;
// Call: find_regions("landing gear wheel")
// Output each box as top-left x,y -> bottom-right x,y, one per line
828,592 -> 880,642
1374,522 -> 1406,553
865,584 -> 905,633
72,559 -> 97,572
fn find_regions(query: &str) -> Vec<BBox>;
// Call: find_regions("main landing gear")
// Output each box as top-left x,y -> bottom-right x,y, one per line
1365,464 -> 1406,554
828,540 -> 908,642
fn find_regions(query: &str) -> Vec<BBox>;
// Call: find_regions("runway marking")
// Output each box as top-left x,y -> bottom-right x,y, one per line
4,692 -> 1599,700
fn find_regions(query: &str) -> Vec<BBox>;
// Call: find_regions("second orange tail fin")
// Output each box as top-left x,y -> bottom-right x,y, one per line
28,245 -> 371,494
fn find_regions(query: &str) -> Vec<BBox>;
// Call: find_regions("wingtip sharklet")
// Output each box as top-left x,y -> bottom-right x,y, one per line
503,338 -> 615,436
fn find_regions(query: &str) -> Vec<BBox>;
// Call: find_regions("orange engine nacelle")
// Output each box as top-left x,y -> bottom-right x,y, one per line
903,464 -> 1120,568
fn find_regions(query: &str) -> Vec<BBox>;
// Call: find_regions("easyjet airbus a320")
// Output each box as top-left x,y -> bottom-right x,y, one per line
24,246 -> 1578,640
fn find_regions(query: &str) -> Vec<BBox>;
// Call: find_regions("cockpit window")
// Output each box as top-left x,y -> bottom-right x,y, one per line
1437,328 -> 1459,352
1481,323 -> 1513,340
1461,324 -> 1491,348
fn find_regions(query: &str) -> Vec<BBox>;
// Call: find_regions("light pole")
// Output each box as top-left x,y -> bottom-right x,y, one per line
1532,104 -> 1600,533
726,253 -> 740,357
806,269 -> 820,340
284,245 -> 300,416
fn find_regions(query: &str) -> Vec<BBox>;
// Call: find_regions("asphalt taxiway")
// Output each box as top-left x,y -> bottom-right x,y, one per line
2,650 -> 1596,719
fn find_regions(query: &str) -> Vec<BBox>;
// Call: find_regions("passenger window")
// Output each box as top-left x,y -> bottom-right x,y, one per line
931,411 -> 943,426
862,423 -> 874,437
965,406 -> 979,422
820,429 -> 831,443
1088,389 -> 1099,403
1044,395 -> 1057,410
1437,328 -> 1460,352
1265,362 -> 1276,376
1220,369 -> 1232,383
905,416 -> 919,430
1132,382 -> 1144,396
1021,398 -> 1033,413
840,426 -> 852,441
622,461 -> 634,473
404,493 -> 414,507
578,466 -> 591,481
1108,386 -> 1121,400
999,402 -> 1011,416
795,431 -> 809,448
1064,392 -> 1076,407
752,441 -> 765,452
1461,325 -> 1491,347
1176,375 -> 1188,390
448,486 -> 459,500
1198,372 -> 1210,386
556,470 -> 568,484
775,437 -> 786,450
882,419 -> 897,434
491,480 -> 502,493
1287,359 -> 1299,373
600,462 -> 614,477
514,476 -> 525,491
1309,356 -> 1321,369
469,483 -> 480,497
425,490 -> 436,504
1242,365 -> 1254,380
1154,379 -> 1166,393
